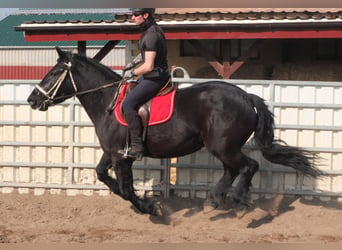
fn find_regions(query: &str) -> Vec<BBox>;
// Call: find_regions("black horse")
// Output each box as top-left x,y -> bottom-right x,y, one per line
27,47 -> 322,216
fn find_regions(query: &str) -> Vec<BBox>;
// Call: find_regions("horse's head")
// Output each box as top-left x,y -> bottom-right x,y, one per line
27,47 -> 78,111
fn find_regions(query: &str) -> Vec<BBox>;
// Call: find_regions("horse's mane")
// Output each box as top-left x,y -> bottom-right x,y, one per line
73,53 -> 122,80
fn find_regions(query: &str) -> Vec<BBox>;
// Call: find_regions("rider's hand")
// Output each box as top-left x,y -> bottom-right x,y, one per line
123,69 -> 136,79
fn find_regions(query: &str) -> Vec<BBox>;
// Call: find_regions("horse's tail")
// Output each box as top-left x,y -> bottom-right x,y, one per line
248,93 -> 323,178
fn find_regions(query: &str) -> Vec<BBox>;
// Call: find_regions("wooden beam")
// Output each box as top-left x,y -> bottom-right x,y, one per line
221,40 -> 232,79
77,41 -> 86,56
24,32 -> 140,42
23,29 -> 342,42
187,40 -> 224,76
93,40 -> 120,62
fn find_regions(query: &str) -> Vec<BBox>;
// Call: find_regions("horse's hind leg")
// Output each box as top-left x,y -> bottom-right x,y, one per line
205,166 -> 239,211
232,153 -> 259,213
206,151 -> 259,212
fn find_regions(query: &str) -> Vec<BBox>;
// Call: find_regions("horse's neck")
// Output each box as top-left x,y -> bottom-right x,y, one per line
77,90 -> 112,123
74,62 -> 119,125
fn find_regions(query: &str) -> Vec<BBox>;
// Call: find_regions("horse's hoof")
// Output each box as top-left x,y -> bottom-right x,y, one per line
235,208 -> 248,219
153,201 -> 164,217
203,199 -> 218,214
234,203 -> 250,219
149,201 -> 174,225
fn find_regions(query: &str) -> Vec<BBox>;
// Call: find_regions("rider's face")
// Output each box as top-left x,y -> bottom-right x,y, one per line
132,12 -> 149,25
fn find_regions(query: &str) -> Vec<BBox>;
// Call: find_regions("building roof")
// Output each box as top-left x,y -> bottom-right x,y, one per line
153,8 -> 342,14
15,8 -> 342,42
152,8 -> 342,21
0,8 -> 128,47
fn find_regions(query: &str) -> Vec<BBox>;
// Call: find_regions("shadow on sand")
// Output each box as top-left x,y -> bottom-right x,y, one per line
147,193 -> 342,227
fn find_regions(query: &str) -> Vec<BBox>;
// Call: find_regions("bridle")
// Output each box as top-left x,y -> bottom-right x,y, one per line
35,61 -> 77,102
34,61 -> 122,105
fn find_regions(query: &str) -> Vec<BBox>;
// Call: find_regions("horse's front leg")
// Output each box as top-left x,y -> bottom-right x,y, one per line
114,158 -> 161,216
95,153 -> 121,195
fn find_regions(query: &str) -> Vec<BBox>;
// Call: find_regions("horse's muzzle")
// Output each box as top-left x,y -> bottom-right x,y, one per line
27,96 -> 51,111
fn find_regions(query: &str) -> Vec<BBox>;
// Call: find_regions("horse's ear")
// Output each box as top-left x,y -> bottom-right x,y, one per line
56,47 -> 65,58
56,47 -> 72,62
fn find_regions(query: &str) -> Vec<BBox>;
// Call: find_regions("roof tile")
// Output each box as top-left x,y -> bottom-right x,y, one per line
7,8 -> 342,47
14,9 -> 342,26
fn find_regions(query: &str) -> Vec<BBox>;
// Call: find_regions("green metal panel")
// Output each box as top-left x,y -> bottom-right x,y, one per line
0,12 -> 126,46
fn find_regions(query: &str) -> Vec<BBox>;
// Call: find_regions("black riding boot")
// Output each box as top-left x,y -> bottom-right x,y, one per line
118,113 -> 144,160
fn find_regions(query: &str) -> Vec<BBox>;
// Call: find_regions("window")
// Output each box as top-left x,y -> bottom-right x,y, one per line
180,40 -> 218,57
316,39 -> 342,60
180,39 -> 259,61
229,39 -> 259,60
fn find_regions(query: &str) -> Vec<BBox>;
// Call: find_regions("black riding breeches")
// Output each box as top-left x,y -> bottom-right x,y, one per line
122,75 -> 169,115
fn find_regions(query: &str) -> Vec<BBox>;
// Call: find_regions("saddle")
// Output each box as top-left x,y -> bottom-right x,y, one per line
112,77 -> 177,130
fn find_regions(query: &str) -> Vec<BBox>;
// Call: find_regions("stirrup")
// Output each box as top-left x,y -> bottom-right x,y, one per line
118,143 -> 130,158
117,147 -> 143,161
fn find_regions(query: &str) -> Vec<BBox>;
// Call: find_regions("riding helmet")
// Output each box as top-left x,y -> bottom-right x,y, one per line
130,8 -> 155,15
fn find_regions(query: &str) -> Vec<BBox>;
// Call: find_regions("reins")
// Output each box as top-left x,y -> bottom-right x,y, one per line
52,80 -> 122,102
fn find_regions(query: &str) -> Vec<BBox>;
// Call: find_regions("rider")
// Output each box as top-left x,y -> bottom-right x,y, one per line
118,8 -> 170,160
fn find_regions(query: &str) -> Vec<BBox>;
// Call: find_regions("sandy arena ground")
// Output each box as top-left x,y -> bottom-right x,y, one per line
1,191 -> 342,243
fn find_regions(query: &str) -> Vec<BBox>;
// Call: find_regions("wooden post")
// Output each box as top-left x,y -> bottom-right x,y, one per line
77,41 -> 86,56
93,40 -> 120,61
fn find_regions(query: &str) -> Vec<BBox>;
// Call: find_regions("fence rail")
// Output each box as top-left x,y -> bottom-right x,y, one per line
1,76 -> 342,199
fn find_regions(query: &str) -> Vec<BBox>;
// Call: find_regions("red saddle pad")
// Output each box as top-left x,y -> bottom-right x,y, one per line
114,83 -> 176,126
